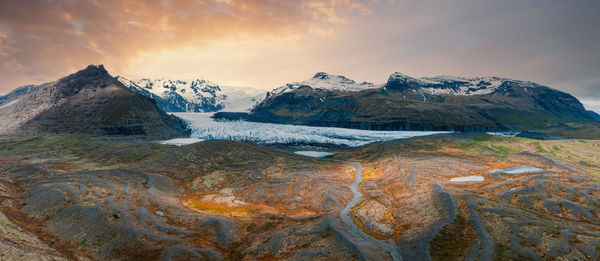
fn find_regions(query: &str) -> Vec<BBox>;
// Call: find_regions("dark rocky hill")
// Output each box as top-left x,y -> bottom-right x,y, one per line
0,65 -> 189,138
214,72 -> 598,133
589,110 -> 600,121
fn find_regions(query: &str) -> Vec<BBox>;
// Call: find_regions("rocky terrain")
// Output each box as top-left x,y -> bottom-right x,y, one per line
0,134 -> 599,260
1,66 -> 599,261
214,72 -> 600,136
0,65 -> 189,139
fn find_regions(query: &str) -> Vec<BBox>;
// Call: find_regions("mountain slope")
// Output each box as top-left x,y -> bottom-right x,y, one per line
0,65 -> 189,138
0,84 -> 45,107
214,72 -> 598,133
116,76 -> 265,112
588,110 -> 600,121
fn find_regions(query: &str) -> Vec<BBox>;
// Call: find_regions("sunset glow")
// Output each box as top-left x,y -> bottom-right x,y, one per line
1,0 -> 599,109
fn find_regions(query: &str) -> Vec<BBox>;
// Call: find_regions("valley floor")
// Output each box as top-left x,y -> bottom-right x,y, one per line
0,134 -> 599,260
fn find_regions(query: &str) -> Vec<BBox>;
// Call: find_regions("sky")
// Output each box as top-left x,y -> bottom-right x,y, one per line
0,0 -> 599,111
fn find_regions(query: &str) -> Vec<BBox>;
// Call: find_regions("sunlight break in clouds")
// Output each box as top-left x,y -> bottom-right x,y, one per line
0,0 -> 598,107
0,0 -> 368,92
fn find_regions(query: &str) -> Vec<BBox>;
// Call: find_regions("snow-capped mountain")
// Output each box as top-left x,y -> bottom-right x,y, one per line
268,71 -> 540,98
214,71 -> 598,132
385,72 -> 538,95
116,76 -> 265,112
269,72 -> 379,96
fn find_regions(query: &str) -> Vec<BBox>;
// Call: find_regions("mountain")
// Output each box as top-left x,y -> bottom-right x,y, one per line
0,65 -> 190,138
116,76 -> 265,112
214,72 -> 599,133
268,72 -> 379,96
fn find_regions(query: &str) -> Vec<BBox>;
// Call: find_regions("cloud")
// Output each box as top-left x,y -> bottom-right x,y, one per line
0,0 -> 367,93
0,0 -> 598,104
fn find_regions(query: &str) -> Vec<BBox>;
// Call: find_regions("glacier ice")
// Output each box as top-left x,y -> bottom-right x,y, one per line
169,113 -> 449,147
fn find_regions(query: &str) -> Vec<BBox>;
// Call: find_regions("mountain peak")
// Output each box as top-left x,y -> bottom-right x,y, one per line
312,72 -> 330,80
86,64 -> 106,71
389,72 -> 415,80
71,64 -> 112,79
52,64 -> 118,96
78,64 -> 110,76
269,73 -> 378,95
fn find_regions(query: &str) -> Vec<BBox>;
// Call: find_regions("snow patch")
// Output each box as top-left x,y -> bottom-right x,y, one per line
270,72 -> 380,96
486,132 -> 521,137
387,72 -> 540,96
117,76 -> 265,112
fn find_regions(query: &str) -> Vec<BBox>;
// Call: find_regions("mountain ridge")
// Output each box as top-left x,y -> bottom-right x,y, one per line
0,65 -> 190,138
215,72 -> 599,136
116,76 -> 265,113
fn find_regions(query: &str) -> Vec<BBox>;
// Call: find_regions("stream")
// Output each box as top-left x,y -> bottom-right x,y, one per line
340,162 -> 403,261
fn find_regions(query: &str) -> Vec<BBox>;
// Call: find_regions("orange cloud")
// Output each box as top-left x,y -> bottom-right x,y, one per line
0,0 -> 368,92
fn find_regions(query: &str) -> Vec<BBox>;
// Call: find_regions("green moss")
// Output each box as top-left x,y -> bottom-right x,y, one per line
472,134 -> 505,142
459,136 -> 521,160
0,135 -> 170,166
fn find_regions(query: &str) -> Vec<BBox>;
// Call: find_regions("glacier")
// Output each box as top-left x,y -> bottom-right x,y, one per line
167,113 -> 449,147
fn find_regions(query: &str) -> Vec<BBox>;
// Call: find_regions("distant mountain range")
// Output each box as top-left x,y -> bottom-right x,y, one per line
215,72 -> 600,135
2,68 -> 598,139
116,76 -> 265,113
0,65 -> 189,138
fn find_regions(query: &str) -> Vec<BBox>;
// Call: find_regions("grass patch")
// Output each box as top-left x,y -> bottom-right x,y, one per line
0,135 -> 174,165
459,136 -> 521,159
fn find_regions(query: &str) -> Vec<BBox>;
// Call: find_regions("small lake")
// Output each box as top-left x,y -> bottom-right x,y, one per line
450,176 -> 485,182
159,138 -> 203,146
294,151 -> 335,158
490,166 -> 542,174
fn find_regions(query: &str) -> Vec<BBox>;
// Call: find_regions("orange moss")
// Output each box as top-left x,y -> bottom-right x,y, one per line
48,162 -> 74,171
183,194 -> 317,219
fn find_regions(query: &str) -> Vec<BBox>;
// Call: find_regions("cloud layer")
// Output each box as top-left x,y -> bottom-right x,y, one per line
0,0 -> 366,90
1,0 -> 598,111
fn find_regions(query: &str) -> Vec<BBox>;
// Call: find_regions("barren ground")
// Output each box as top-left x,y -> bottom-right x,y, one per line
0,134 -> 599,260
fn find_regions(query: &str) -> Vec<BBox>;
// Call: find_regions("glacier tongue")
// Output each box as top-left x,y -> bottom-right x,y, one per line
172,113 -> 448,147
